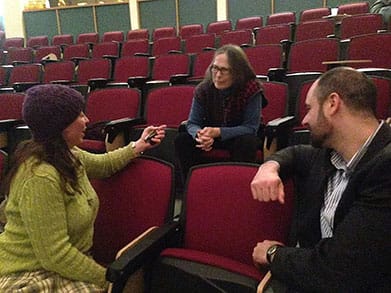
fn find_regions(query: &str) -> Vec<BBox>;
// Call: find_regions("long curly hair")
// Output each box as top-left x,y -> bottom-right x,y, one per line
1,137 -> 82,198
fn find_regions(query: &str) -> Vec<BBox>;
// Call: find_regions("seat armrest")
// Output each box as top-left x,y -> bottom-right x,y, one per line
267,68 -> 287,82
50,79 -> 72,85
168,50 -> 182,54
240,43 -> 253,48
169,74 -> 190,85
127,76 -> 149,89
104,117 -> 146,143
88,78 -> 109,90
11,61 -> 29,66
40,59 -> 59,65
134,52 -> 152,57
257,271 -> 272,293
106,221 -> 180,283
264,116 -> 295,150
0,119 -> 24,131
13,82 -> 40,92
103,55 -> 118,63
71,57 -> 88,65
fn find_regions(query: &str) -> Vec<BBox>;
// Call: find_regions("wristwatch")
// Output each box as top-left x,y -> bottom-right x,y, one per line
266,244 -> 281,264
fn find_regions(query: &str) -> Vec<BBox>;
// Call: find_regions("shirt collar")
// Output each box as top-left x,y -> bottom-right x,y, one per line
330,121 -> 384,173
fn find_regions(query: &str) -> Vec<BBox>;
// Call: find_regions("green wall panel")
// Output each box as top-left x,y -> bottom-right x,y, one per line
139,0 -> 176,32
23,10 -> 58,39
228,0 -> 271,25
59,7 -> 95,37
178,0 -> 217,30
96,3 -> 131,36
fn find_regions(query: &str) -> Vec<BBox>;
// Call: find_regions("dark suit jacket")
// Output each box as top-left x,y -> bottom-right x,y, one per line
267,123 -> 391,292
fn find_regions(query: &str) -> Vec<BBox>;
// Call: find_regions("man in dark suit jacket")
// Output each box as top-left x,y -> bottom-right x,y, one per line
251,67 -> 391,292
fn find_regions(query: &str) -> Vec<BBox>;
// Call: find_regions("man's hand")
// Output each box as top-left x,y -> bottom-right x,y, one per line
251,161 -> 285,204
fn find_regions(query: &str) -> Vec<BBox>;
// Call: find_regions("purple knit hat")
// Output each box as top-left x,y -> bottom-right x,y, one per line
23,84 -> 85,142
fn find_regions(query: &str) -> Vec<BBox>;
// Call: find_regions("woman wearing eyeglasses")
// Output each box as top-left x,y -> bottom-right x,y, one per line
175,44 -> 266,180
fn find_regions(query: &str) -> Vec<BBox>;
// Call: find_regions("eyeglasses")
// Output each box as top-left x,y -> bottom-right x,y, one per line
210,64 -> 231,75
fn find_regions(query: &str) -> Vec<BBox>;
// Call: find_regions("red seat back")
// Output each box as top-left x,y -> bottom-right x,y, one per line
207,20 -> 232,36
339,13 -> 385,39
255,24 -> 292,45
91,41 -> 120,59
8,64 -> 42,85
262,81 -> 289,124
300,7 -> 331,22
85,87 -> 141,124
337,2 -> 369,15
182,163 -> 294,266
76,58 -> 111,84
34,45 -> 62,62
145,85 -> 195,128
347,33 -> 391,69
219,29 -> 253,47
288,38 -> 339,73
179,24 -> 204,40
152,26 -> 176,41
245,44 -> 282,76
126,28 -> 149,40
112,56 -> 150,83
52,34 -> 74,46
27,35 -> 49,48
151,36 -> 181,56
184,33 -> 216,54
151,54 -> 189,81
190,50 -> 215,80
295,19 -> 335,42
0,92 -> 25,120
43,61 -> 75,84
91,156 -> 175,264
267,11 -> 296,26
121,39 -> 150,57
236,16 -> 263,31
102,31 -> 124,43
76,32 -> 99,45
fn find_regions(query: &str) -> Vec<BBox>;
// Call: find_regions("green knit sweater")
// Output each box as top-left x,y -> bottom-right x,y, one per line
0,143 -> 138,288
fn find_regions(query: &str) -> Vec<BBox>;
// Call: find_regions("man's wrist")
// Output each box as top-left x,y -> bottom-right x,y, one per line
266,244 -> 282,264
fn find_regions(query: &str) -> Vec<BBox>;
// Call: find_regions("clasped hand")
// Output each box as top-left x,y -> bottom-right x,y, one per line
195,127 -> 219,151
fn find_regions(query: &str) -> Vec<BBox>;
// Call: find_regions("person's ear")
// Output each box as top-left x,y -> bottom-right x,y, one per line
324,92 -> 341,116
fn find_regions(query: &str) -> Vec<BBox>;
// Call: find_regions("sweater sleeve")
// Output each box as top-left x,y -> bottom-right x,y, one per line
19,175 -> 107,288
219,91 -> 261,141
74,142 -> 138,179
186,97 -> 203,139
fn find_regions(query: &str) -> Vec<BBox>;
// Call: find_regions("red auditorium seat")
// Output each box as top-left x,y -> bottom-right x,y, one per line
337,2 -> 369,15
179,24 -> 204,40
299,7 -> 331,22
266,11 -> 296,25
235,16 -> 263,31
206,20 -> 232,36
126,28 -> 149,40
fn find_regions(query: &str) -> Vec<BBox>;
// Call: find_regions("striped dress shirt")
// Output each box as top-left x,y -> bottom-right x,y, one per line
320,121 -> 384,238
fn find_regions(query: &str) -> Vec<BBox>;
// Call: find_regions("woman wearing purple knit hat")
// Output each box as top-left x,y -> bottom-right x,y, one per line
0,84 -> 166,291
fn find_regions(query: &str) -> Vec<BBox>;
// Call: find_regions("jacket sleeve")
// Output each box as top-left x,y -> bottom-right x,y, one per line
270,152 -> 391,292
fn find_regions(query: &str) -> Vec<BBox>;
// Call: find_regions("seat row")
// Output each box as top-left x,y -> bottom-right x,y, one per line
2,12 -> 388,68
0,1 -> 378,51
1,32 -> 389,95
